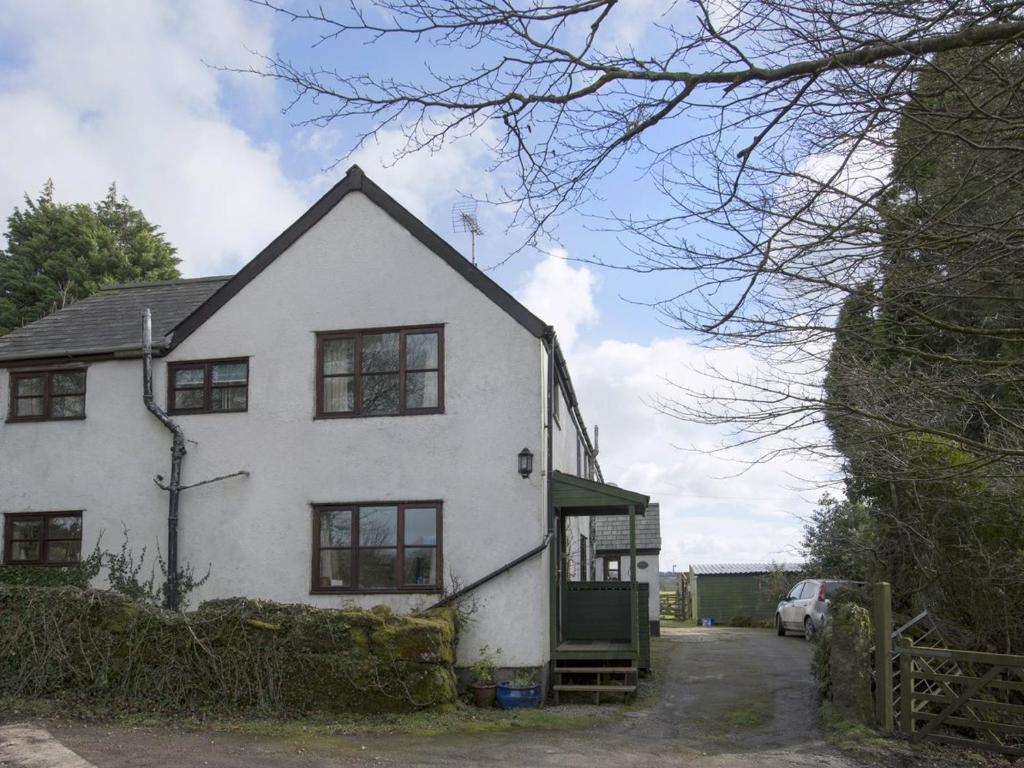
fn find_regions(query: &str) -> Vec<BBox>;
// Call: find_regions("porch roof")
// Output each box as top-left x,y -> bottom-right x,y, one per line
551,471 -> 649,516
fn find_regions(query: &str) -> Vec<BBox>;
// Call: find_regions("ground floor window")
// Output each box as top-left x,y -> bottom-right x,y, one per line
3,511 -> 82,565
604,555 -> 621,581
312,502 -> 441,593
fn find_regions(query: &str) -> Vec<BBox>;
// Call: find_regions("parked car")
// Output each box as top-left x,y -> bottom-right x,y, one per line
775,579 -> 865,639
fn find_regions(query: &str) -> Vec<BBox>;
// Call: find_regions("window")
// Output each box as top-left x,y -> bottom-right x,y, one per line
576,437 -> 582,477
316,326 -> 443,418
553,378 -> 561,426
8,369 -> 86,421
604,556 -> 621,582
580,534 -> 588,581
312,502 -> 441,592
167,359 -> 249,414
3,511 -> 82,565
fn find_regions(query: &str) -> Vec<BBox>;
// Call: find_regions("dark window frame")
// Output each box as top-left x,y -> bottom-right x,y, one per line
7,368 -> 87,422
604,555 -> 621,582
167,357 -> 250,415
3,510 -> 83,566
315,325 -> 445,419
311,501 -> 443,594
580,534 -> 587,581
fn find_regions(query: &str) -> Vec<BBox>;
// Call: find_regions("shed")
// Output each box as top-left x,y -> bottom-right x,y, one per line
688,563 -> 803,626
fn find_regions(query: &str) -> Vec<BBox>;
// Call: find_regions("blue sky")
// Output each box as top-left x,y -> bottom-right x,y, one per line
0,1 -> 837,570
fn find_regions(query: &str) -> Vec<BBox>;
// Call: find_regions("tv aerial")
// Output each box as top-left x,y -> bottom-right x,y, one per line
451,200 -> 484,265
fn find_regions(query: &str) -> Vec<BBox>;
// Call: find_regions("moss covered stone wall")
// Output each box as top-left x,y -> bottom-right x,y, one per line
0,585 -> 457,715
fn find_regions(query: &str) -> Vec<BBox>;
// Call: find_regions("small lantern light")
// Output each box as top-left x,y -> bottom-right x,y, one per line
518,447 -> 534,479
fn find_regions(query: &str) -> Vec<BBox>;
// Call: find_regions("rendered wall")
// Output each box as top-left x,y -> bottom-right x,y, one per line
0,191 -> 550,667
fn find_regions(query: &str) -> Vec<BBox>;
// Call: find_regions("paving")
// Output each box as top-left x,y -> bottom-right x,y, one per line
2,627 -> 870,767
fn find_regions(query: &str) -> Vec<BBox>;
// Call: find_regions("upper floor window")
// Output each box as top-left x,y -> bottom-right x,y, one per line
316,326 -> 443,418
168,358 -> 249,414
312,501 -> 441,593
3,511 -> 82,565
8,369 -> 86,422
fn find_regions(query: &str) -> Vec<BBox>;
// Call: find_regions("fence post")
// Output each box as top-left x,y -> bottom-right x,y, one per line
873,581 -> 894,732
899,638 -> 913,737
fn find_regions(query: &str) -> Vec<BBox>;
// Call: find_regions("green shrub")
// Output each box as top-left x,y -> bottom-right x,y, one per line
0,586 -> 457,716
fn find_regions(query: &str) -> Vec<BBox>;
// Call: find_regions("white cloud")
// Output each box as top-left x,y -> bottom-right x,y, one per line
518,256 -> 840,569
517,250 -> 599,349
0,0 -> 309,276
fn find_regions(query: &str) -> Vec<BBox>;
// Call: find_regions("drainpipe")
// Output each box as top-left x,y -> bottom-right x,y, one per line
142,308 -> 185,611
543,326 -> 557,659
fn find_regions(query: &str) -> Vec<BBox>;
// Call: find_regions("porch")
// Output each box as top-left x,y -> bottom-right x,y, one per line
550,471 -> 650,681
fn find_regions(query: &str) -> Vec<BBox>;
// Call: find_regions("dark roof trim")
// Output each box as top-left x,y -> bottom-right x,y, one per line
596,548 -> 661,557
168,166 -> 547,351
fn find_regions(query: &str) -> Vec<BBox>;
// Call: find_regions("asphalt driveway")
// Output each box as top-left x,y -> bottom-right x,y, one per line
4,627 -> 870,768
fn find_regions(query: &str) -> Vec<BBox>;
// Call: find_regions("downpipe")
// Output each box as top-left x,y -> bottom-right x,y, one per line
142,308 -> 186,611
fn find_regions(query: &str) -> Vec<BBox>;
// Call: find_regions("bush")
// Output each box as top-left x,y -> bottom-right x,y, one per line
0,585 -> 457,716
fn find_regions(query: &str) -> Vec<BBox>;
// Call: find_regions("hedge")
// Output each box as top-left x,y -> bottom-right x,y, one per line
0,585 -> 457,715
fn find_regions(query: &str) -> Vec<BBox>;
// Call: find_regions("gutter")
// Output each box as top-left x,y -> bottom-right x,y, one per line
142,308 -> 186,611
0,343 -> 158,365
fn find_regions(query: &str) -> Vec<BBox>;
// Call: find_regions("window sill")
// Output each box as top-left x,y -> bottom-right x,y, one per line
5,415 -> 86,424
310,587 -> 442,596
1,561 -> 83,568
314,409 -> 445,420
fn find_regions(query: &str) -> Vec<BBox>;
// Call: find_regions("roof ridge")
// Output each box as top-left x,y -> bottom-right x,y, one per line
101,275 -> 233,291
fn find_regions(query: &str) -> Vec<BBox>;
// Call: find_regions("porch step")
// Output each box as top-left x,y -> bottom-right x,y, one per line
553,684 -> 637,692
555,666 -> 636,674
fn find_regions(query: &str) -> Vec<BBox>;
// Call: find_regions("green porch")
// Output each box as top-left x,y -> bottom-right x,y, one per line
550,471 -> 650,669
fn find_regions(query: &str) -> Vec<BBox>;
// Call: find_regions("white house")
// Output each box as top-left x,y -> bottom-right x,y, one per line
0,167 -> 650,691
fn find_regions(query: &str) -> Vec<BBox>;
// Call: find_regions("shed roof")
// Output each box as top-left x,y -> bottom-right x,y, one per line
0,276 -> 229,363
592,502 -> 661,552
690,562 -> 804,576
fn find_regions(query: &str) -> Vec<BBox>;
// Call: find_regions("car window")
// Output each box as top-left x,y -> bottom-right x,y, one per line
800,582 -> 819,599
787,582 -> 804,599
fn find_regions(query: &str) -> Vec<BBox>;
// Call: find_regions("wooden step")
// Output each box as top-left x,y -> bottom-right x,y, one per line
555,666 -> 636,674
552,685 -> 637,692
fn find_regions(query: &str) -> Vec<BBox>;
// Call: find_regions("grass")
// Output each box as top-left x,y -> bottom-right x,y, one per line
722,701 -> 772,729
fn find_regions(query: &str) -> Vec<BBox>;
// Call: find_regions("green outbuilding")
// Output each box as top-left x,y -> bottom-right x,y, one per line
688,563 -> 803,625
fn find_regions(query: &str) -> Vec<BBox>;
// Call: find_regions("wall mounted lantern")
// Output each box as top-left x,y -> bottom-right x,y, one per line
518,447 -> 534,479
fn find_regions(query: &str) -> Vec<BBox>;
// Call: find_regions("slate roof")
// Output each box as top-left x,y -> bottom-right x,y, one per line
690,562 -> 804,576
592,502 -> 661,552
0,276 -> 229,363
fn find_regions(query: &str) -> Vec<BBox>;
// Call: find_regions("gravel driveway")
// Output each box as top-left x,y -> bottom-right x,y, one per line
6,627 -> 873,767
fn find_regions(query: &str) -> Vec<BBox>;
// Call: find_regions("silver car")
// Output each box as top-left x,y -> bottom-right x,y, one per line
774,579 -> 864,639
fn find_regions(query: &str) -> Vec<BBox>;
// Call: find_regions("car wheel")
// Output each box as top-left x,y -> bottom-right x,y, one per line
775,614 -> 786,636
804,617 -> 816,641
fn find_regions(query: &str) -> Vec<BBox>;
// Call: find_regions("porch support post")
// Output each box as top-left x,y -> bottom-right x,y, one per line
629,503 -> 638,655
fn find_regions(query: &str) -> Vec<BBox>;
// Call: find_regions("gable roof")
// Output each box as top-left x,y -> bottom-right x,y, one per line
0,276 -> 229,363
167,165 -> 547,351
0,166 -> 548,365
593,502 -> 661,552
690,562 -> 804,576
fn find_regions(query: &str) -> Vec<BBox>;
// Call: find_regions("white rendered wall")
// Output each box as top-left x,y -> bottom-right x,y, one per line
0,191 -> 551,667
594,554 -> 661,620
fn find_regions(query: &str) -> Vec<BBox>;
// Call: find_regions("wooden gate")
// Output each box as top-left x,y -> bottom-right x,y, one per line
899,643 -> 1024,756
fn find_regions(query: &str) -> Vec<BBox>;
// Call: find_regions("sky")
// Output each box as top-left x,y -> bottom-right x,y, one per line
0,1 -> 840,570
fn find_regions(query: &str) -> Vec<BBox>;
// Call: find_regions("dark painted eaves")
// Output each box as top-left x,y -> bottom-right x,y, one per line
168,165 -> 547,351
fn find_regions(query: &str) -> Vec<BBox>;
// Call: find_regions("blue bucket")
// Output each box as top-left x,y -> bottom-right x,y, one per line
496,682 -> 542,709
